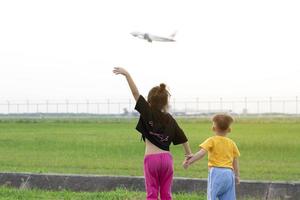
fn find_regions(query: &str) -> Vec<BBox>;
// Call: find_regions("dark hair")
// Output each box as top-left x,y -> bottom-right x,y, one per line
212,114 -> 234,131
147,83 -> 170,112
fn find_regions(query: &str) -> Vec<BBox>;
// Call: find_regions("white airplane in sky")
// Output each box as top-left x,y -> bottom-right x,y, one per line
130,31 -> 177,42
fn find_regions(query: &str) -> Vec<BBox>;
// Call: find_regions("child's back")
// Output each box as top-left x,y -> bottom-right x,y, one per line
200,135 -> 240,169
114,67 -> 192,200
184,114 -> 240,200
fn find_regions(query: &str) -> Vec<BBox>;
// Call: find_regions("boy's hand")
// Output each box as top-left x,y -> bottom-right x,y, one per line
182,154 -> 193,169
235,176 -> 240,185
113,67 -> 129,76
182,160 -> 189,169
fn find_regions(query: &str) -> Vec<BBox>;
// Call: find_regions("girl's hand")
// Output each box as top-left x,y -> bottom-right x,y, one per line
113,67 -> 129,76
185,154 -> 193,160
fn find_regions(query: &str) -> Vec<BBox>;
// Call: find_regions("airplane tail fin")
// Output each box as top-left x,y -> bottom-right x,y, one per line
169,31 -> 178,39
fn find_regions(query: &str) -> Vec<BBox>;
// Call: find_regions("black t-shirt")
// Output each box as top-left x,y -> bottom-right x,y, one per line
135,95 -> 188,151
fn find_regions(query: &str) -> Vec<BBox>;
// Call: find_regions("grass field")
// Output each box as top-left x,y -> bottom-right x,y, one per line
0,118 -> 299,181
0,187 -> 203,200
0,187 -> 263,200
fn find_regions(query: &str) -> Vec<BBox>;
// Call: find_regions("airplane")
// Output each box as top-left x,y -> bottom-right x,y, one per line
130,31 -> 177,43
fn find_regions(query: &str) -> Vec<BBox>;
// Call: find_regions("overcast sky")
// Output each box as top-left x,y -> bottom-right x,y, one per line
0,0 -> 299,101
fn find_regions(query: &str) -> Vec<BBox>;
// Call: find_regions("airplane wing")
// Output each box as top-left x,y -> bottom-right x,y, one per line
150,35 -> 175,42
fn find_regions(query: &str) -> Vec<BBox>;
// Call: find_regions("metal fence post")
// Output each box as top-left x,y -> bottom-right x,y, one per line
196,98 -> 199,112
220,98 -> 223,111
97,103 -> 100,114
208,101 -> 211,113
296,96 -> 298,115
244,97 -> 248,114
269,97 -> 272,113
7,101 -> 10,114
87,100 -> 90,113
46,100 -> 49,113
107,99 -> 110,114
129,99 -> 132,112
27,100 -> 30,113
66,100 -> 69,113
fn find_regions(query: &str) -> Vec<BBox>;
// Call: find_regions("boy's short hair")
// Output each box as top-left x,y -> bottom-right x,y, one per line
212,114 -> 234,131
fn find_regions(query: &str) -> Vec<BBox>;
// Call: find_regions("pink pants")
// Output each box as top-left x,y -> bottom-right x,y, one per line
144,152 -> 173,200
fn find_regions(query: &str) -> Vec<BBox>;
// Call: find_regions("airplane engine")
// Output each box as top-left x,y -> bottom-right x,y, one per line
143,33 -> 152,43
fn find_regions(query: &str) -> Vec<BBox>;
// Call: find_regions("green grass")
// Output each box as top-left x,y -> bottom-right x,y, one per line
0,187 -> 204,200
0,118 -> 299,181
0,187 -> 262,200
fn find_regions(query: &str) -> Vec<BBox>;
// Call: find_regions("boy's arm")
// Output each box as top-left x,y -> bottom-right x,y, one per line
183,148 -> 207,169
233,157 -> 240,184
189,148 -> 207,164
113,67 -> 140,101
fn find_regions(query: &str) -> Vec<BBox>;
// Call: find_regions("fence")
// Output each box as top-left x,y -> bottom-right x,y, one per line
0,96 -> 299,116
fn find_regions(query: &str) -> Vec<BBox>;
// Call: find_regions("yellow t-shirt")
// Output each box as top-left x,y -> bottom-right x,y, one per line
199,135 -> 240,169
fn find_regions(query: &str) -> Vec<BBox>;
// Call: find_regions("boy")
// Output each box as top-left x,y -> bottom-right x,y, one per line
183,114 -> 240,200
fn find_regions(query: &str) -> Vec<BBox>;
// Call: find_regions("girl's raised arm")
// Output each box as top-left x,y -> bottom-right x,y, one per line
113,67 -> 140,101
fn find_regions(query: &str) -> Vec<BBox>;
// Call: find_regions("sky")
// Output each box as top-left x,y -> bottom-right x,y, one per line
0,0 -> 300,101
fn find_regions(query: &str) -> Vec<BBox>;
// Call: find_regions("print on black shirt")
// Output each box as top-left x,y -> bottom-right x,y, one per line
135,95 -> 188,151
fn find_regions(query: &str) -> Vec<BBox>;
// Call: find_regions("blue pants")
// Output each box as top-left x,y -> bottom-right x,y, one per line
207,167 -> 236,200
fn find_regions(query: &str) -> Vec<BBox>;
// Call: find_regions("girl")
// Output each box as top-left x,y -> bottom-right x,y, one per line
113,67 -> 192,200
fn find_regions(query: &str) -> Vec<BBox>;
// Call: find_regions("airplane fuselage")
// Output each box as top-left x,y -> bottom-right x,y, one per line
131,31 -> 176,42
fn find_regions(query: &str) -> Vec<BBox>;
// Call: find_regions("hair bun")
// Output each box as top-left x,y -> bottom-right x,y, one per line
159,83 -> 166,91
